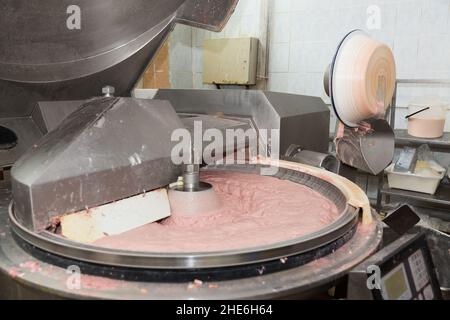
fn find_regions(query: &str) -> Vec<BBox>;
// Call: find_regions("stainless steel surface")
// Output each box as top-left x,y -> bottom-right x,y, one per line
380,183 -> 450,208
180,114 -> 255,163
12,97 -> 183,232
285,145 -> 339,173
155,89 -> 331,155
183,164 -> 202,191
0,187 -> 383,299
31,100 -> 86,134
0,16 -> 172,118
9,165 -> 359,270
380,226 -> 450,295
336,119 -> 395,175
178,164 -> 214,192
359,119 -> 395,174
180,146 -> 204,191
323,65 -> 331,97
176,0 -> 239,31
348,230 -> 446,300
347,232 -> 418,300
395,130 -> 450,151
394,147 -> 418,173
425,227 -> 450,290
10,89 -> 331,233
0,0 -> 238,118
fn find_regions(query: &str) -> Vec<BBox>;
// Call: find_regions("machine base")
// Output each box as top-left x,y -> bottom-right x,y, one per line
0,189 -> 383,300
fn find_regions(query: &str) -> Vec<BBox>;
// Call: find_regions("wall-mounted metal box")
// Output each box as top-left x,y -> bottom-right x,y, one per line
203,37 -> 258,85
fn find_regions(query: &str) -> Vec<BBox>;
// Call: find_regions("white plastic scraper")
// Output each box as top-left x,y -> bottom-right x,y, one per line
60,189 -> 171,243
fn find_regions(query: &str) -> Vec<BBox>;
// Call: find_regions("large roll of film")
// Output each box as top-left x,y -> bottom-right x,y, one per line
329,30 -> 396,127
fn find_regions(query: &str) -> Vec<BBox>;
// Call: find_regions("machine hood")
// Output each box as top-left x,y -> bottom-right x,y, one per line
0,0 -> 238,118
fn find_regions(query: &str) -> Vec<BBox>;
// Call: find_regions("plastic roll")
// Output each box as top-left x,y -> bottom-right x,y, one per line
329,30 -> 396,127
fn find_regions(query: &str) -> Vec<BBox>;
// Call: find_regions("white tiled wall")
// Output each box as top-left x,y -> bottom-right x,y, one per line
169,0 -> 450,131
268,0 -> 450,131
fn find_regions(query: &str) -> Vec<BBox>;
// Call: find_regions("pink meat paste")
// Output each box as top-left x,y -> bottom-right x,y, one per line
94,171 -> 340,253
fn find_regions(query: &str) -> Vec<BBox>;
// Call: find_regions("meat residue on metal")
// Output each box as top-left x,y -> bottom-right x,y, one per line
93,171 -> 340,253
81,275 -> 118,291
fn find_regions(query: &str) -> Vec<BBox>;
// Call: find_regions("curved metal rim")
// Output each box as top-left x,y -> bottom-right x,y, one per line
9,167 -> 360,270
330,29 -> 364,128
0,211 -> 382,300
0,14 -> 175,83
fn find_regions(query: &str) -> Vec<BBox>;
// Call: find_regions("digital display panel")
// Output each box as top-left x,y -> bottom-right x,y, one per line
381,264 -> 412,300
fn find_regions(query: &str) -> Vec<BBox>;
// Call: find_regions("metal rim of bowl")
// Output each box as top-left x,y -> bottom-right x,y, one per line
9,165 -> 360,270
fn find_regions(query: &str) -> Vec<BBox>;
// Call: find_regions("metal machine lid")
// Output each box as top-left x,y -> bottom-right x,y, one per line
0,0 -> 239,83
11,97 -> 184,232
0,1 -> 182,83
0,0 -> 238,118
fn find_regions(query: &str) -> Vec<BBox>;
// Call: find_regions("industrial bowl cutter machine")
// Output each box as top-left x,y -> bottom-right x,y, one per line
0,0 -> 384,299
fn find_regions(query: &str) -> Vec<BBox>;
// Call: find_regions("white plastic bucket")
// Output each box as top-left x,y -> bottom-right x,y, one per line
407,98 -> 448,139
